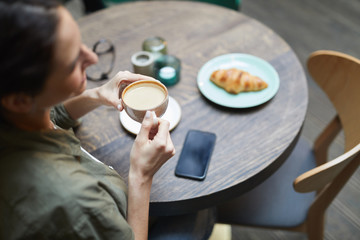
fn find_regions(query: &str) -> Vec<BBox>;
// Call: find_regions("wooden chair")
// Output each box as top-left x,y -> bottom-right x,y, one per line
214,50 -> 360,240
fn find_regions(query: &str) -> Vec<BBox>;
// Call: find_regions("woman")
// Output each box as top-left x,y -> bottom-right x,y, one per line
0,0 -> 176,239
0,0 -> 217,239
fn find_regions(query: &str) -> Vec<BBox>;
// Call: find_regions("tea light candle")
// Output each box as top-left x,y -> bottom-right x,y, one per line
153,55 -> 181,86
159,66 -> 176,80
131,51 -> 155,77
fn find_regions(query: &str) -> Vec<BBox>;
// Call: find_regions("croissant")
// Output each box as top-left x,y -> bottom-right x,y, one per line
210,68 -> 268,94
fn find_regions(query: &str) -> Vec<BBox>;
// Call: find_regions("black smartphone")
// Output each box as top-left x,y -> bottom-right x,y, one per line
175,130 -> 216,181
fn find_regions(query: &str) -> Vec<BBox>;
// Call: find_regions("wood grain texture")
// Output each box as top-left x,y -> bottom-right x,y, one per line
75,1 -> 308,216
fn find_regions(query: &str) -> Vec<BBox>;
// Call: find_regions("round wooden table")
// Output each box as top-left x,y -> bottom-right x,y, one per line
75,1 -> 308,216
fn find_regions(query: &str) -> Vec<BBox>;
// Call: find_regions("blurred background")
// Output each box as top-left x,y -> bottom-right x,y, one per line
63,0 -> 360,239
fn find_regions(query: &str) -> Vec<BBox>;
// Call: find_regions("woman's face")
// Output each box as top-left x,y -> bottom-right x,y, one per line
33,7 -> 98,109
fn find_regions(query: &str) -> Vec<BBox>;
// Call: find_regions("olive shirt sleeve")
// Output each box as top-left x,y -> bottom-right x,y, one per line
51,104 -> 80,129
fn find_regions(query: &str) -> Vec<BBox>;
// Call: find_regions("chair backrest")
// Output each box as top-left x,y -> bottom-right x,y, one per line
294,50 -> 360,194
307,50 -> 360,151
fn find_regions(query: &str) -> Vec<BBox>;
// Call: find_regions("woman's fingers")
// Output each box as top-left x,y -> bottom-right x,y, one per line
154,118 -> 175,157
137,111 -> 156,142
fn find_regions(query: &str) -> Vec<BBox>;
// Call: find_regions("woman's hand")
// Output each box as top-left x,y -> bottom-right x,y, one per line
96,71 -> 155,111
63,71 -> 155,120
129,111 -> 175,183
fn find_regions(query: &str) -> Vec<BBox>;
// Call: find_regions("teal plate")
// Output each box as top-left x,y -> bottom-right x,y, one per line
197,53 -> 280,108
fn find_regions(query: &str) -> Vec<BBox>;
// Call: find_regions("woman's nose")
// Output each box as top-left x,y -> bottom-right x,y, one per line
82,44 -> 98,69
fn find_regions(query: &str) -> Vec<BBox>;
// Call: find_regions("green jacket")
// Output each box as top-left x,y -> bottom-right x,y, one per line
0,105 -> 134,239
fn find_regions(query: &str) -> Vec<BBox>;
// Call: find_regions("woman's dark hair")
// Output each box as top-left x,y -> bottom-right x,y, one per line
0,0 -> 61,99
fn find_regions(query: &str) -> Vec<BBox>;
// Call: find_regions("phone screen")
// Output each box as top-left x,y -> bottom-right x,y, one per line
175,130 -> 216,180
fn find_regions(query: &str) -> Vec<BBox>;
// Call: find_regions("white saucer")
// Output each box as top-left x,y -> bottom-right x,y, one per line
119,96 -> 182,135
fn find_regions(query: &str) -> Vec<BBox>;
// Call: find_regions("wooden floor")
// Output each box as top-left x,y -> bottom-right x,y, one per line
65,0 -> 360,239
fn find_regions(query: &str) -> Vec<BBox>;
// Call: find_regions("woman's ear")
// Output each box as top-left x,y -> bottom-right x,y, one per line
1,93 -> 34,113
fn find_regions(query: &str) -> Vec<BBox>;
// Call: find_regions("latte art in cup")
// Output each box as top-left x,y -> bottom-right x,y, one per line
122,80 -> 169,122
